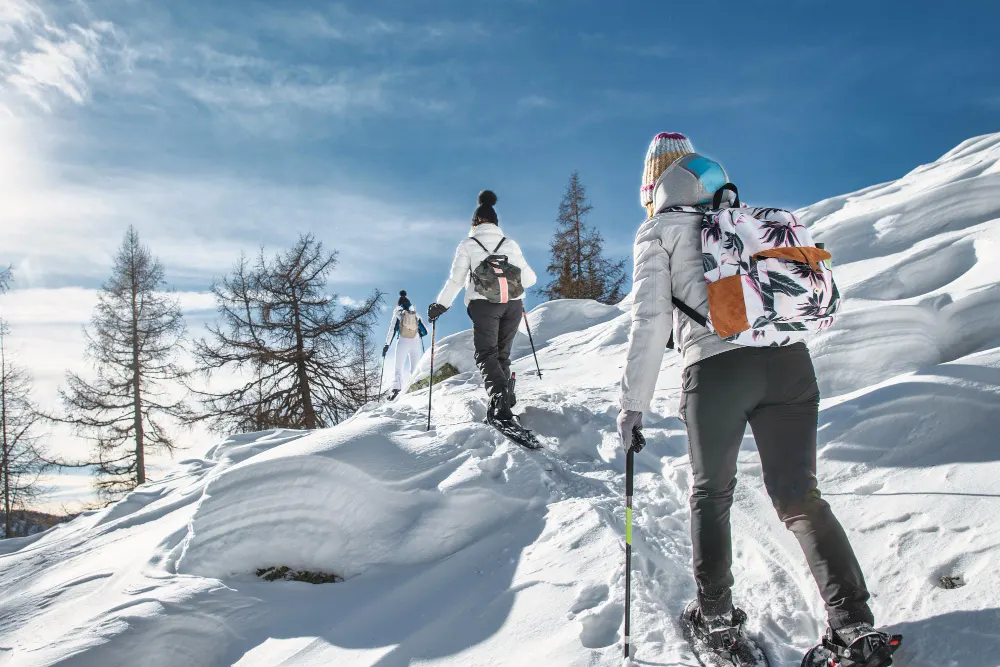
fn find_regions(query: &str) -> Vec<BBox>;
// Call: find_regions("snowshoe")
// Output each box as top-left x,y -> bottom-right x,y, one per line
681,600 -> 770,667
487,417 -> 542,450
801,623 -> 902,667
486,391 -> 541,450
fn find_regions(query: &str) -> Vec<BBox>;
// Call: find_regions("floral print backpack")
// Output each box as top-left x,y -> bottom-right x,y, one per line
670,183 -> 841,347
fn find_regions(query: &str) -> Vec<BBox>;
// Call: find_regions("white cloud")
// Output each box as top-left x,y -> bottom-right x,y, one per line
518,95 -> 553,110
0,0 -> 129,111
115,6 -> 482,132
0,137 -> 462,293
33,471 -> 95,514
176,65 -> 391,117
338,295 -> 362,307
260,5 -> 487,49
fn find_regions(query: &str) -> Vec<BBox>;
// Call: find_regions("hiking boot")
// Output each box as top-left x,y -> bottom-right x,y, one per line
683,601 -> 748,652
388,389 -> 400,401
507,373 -> 517,408
487,391 -> 515,425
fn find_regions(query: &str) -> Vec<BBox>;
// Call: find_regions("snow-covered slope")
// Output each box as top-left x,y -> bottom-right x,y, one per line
2,135 -> 1000,667
801,133 -> 1000,397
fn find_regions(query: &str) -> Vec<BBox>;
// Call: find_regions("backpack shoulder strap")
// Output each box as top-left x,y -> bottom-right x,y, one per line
666,297 -> 708,350
471,238 -> 490,253
493,237 -> 506,253
671,297 -> 708,328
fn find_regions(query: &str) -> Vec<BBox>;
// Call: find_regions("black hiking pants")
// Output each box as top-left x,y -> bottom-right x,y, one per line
468,299 -> 522,399
680,343 -> 873,630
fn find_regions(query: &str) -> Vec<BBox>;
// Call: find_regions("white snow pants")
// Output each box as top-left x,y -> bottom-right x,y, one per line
393,335 -> 422,391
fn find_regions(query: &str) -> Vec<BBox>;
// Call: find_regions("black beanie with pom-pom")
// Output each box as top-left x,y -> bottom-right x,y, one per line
398,290 -> 411,310
472,190 -> 498,225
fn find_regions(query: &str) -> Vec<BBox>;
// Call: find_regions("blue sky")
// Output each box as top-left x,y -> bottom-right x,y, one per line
3,0 -> 999,326
0,0 -> 997,472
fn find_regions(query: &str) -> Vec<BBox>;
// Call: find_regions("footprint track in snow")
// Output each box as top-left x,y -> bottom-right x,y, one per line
578,601 -> 625,649
568,583 -> 609,616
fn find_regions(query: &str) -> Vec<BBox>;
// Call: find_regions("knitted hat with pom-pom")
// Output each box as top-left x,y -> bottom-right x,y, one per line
641,132 -> 694,213
397,290 -> 411,311
472,190 -> 498,225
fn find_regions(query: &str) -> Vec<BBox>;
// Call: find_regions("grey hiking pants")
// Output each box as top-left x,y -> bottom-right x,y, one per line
468,299 -> 522,399
679,343 -> 873,629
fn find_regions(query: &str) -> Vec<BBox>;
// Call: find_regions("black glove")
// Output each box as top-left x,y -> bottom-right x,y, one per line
382,344 -> 389,357
427,303 -> 448,322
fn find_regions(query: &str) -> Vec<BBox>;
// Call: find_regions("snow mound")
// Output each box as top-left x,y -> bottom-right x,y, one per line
515,298 -> 625,349
802,131 -> 1000,396
2,135 -> 1000,667
174,455 -> 525,580
410,328 -> 477,380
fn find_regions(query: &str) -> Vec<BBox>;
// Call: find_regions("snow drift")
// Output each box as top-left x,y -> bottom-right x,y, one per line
2,135 -> 1000,667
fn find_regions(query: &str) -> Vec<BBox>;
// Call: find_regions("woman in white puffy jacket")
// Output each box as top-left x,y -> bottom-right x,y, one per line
427,190 -> 536,424
617,133 -> 884,664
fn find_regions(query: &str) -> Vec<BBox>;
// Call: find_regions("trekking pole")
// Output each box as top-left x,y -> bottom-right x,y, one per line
378,332 -> 395,402
426,320 -> 437,431
521,306 -> 542,379
377,356 -> 386,401
624,426 -> 645,661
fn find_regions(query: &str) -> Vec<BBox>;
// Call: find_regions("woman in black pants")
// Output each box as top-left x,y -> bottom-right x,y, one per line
618,132 -> 890,666
427,190 -> 537,425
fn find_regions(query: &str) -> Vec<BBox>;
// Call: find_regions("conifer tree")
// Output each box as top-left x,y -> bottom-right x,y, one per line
541,171 -> 626,304
60,226 -> 188,502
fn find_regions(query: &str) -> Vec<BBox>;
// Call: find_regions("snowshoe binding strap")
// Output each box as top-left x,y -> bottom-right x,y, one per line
706,625 -> 741,653
699,607 -> 748,652
821,631 -> 902,667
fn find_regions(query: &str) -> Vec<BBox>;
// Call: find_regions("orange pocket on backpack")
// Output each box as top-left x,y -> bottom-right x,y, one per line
707,275 -> 750,338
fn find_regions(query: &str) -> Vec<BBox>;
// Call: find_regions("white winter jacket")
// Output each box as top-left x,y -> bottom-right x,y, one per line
620,154 -> 741,413
435,224 -> 537,308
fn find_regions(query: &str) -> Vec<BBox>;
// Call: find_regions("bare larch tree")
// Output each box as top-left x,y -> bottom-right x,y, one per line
191,234 -> 382,433
541,171 -> 627,304
60,226 -> 188,502
349,328 -> 382,405
1,273 -> 48,538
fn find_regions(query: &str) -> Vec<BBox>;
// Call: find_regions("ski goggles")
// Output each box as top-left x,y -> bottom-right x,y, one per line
681,156 -> 728,204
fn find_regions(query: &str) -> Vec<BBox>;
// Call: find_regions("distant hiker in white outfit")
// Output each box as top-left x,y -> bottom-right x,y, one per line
383,290 -> 428,401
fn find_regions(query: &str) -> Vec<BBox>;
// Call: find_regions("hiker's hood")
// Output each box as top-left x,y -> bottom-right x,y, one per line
652,153 -> 731,214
